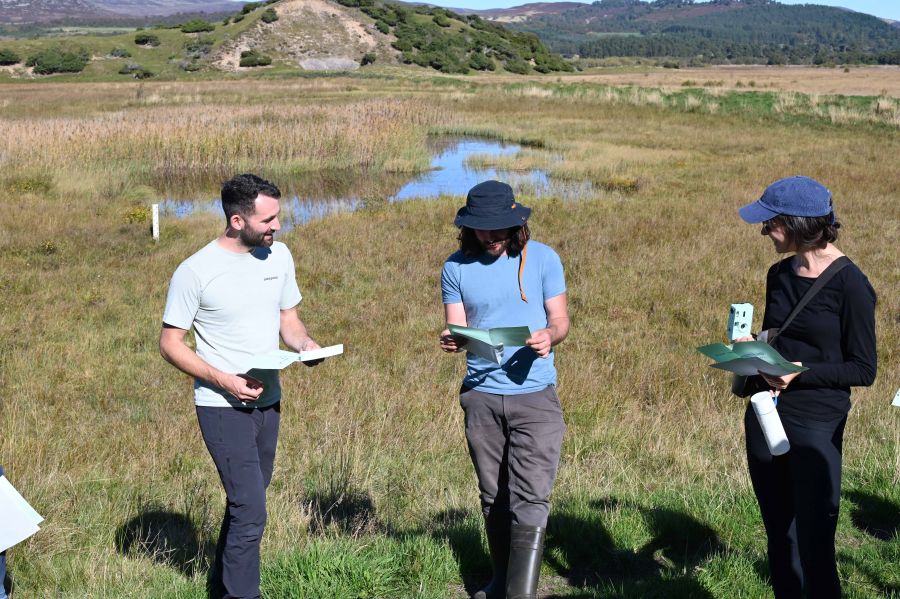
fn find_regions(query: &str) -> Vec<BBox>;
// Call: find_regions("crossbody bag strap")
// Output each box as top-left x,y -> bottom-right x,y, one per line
768,256 -> 850,344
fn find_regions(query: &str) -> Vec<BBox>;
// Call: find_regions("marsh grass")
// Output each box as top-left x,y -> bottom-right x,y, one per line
489,81 -> 900,130
0,74 -> 897,597
0,85 -> 444,192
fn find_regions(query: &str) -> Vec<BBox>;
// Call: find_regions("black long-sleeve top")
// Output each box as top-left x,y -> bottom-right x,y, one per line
754,257 -> 877,420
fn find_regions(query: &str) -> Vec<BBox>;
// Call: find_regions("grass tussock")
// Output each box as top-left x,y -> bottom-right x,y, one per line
0,74 -> 897,597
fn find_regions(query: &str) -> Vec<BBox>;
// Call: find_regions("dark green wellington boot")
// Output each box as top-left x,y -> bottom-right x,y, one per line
473,517 -> 511,599
505,524 -> 545,599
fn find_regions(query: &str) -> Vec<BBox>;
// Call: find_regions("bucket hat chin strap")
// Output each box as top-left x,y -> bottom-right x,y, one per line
518,242 -> 528,302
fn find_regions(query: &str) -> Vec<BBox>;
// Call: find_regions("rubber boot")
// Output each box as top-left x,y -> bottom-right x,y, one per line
473,516 -> 510,599
505,524 -> 544,599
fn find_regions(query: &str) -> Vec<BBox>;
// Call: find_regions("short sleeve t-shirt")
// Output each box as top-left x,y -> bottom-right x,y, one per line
163,240 -> 302,408
441,241 -> 566,394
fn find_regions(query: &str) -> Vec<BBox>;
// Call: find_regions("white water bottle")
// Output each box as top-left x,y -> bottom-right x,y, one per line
750,391 -> 790,456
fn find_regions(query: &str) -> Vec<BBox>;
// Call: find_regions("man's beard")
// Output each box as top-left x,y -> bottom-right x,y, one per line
481,237 -> 510,256
240,228 -> 273,248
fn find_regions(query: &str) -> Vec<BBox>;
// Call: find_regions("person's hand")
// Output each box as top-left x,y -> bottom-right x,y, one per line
760,363 -> 803,391
526,328 -> 553,358
733,336 -> 755,343
224,373 -> 264,402
300,339 -> 324,367
440,329 -> 467,353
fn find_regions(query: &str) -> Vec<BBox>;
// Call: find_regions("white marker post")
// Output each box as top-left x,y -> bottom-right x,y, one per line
151,203 -> 159,241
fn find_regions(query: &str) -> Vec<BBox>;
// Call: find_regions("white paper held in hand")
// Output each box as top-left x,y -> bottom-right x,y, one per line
299,344 -> 344,362
892,388 -> 900,408
250,344 -> 344,370
0,475 -> 43,552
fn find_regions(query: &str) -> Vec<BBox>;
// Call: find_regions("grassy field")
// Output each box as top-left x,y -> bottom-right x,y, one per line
0,69 -> 897,598
487,65 -> 900,97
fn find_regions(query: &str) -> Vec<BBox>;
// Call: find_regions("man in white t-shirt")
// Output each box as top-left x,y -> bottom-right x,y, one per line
160,173 -> 320,599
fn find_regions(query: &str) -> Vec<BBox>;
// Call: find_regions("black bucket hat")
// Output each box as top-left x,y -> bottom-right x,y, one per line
454,180 -> 531,230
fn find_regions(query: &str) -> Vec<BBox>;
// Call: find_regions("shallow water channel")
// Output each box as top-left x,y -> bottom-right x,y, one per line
160,137 -> 593,231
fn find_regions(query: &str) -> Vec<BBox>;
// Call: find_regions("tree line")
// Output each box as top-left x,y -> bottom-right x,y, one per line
509,0 -> 900,65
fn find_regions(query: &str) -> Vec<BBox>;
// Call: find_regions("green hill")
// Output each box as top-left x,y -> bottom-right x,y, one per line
497,0 -> 900,65
0,0 -> 571,81
336,0 -> 571,74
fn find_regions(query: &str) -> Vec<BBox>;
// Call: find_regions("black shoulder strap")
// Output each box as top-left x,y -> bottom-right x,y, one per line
769,256 -> 850,343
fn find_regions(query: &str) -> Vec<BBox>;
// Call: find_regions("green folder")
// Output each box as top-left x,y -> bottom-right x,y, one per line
448,324 -> 531,365
697,340 -> 808,377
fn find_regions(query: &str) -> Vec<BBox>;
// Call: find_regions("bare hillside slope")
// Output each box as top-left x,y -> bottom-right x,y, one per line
214,0 -> 395,72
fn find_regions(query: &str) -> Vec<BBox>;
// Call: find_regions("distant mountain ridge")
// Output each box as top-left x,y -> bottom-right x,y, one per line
0,0 -> 239,24
452,2 -> 584,21
94,0 -> 240,17
463,0 -> 900,65
0,0 -> 117,24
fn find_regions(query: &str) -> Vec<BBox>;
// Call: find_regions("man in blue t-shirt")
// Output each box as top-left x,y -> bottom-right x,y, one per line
440,180 -> 569,599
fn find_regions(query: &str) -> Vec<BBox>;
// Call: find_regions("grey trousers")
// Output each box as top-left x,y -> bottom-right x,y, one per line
197,403 -> 280,599
460,385 -> 566,527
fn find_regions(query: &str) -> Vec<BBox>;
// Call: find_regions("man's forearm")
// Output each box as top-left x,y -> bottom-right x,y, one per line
280,314 -> 315,353
160,336 -> 227,389
547,317 -> 570,346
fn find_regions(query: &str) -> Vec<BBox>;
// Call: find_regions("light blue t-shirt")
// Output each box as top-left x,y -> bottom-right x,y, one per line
441,240 -> 566,394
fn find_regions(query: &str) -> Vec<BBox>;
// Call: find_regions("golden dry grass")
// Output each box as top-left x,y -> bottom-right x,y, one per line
485,65 -> 900,97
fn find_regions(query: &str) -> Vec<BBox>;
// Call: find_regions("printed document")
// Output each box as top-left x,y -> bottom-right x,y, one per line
250,344 -> 344,370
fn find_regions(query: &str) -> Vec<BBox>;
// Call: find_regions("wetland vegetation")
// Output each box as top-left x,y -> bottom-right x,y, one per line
0,69 -> 897,597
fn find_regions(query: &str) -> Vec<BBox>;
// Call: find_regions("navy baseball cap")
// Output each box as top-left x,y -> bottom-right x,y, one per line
739,176 -> 834,223
454,180 -> 531,230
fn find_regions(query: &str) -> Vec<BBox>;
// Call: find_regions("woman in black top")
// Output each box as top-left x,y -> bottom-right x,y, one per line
737,176 -> 877,599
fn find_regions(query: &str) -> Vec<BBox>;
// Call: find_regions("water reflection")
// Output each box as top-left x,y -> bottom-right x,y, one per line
392,139 -> 524,200
159,138 -> 595,231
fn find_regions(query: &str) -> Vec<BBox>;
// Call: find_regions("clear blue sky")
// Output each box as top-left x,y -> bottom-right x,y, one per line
427,1 -> 900,21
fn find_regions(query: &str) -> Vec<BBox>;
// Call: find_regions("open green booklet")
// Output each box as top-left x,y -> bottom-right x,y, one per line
697,340 -> 808,377
448,324 -> 531,366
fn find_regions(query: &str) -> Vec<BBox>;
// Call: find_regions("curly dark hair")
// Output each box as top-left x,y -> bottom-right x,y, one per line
221,173 -> 281,219
770,213 -> 841,251
458,225 -> 530,257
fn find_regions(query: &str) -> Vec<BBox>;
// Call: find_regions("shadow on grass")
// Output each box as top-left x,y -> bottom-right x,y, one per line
842,490 -> 900,596
306,487 -> 379,537
543,497 -> 721,598
841,553 -> 900,596
115,509 -> 213,578
411,497 -> 724,598
845,490 -> 900,541
429,508 -> 490,597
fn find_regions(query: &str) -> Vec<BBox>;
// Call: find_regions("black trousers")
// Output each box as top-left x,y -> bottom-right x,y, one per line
197,403 -> 281,599
745,405 -> 846,599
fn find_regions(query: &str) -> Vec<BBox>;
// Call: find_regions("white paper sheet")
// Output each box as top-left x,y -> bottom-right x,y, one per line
0,477 -> 42,526
299,344 -> 344,362
249,344 -> 344,370
0,476 -> 42,552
